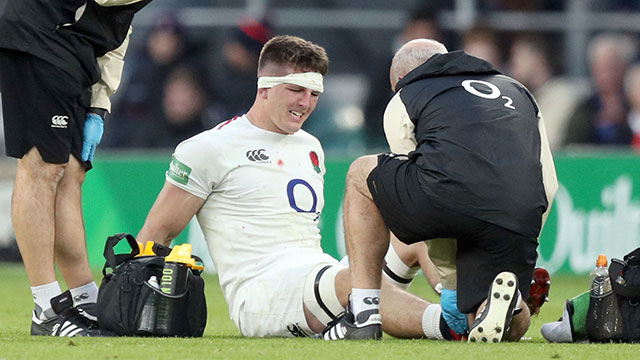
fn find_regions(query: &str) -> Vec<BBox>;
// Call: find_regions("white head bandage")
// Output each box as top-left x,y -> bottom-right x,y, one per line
257,72 -> 324,93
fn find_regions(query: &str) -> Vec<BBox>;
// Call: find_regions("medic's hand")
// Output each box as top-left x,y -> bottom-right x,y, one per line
81,112 -> 104,164
441,288 -> 468,335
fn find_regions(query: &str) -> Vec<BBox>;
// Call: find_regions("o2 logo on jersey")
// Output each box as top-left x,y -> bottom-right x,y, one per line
287,179 -> 319,216
461,79 -> 516,110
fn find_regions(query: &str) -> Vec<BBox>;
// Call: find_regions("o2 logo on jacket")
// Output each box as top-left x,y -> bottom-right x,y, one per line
461,79 -> 516,110
287,179 -> 319,216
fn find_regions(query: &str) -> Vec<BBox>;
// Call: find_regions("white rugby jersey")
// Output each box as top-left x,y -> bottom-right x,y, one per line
166,115 -> 327,320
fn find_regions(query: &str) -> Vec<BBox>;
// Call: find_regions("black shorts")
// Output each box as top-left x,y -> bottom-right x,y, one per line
0,50 -> 91,164
367,153 -> 538,313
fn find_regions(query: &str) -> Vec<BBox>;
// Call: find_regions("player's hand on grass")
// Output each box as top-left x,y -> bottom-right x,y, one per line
82,112 -> 104,164
441,288 -> 468,335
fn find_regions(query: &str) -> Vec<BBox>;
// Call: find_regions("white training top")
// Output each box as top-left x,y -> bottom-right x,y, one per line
166,115 -> 327,321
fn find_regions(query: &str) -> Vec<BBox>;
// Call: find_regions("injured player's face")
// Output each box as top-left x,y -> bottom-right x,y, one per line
264,81 -> 320,135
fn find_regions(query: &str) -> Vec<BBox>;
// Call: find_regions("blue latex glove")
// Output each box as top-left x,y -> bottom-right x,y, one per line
441,288 -> 468,335
81,113 -> 104,164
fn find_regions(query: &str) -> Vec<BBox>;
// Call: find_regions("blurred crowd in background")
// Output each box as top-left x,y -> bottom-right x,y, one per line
2,0 -> 640,156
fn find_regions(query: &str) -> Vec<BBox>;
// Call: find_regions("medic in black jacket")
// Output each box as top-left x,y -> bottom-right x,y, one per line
390,50 -> 550,239
322,39 -> 558,343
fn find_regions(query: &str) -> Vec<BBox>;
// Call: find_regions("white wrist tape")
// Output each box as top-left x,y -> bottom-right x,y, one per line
257,72 -> 324,93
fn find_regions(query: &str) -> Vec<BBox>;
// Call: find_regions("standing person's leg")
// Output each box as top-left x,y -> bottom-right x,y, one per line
12,148 -> 66,287
0,50 -> 71,322
54,154 -> 91,287
54,154 -> 95,297
2,51 -> 103,336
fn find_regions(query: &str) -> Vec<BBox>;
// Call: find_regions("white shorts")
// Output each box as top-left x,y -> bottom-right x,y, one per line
234,252 -> 338,337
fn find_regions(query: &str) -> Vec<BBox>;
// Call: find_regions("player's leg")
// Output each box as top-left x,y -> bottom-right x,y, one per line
303,263 -> 350,333
383,234 -> 424,290
310,264 -> 433,339
309,258 -> 463,340
379,280 -> 429,338
234,253 -> 346,337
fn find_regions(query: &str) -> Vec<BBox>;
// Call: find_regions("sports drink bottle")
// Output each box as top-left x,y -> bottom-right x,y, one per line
154,245 -> 192,335
586,254 -> 623,341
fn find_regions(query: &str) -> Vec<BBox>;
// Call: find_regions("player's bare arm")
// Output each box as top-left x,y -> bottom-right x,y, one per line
137,182 -> 205,247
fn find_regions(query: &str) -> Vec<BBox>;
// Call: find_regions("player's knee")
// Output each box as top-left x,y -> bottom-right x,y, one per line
303,263 -> 346,326
382,242 -> 420,290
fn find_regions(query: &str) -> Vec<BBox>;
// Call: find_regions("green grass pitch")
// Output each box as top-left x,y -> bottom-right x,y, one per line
0,263 -> 637,359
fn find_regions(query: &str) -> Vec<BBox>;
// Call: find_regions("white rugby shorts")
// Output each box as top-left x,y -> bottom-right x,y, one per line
234,252 -> 339,337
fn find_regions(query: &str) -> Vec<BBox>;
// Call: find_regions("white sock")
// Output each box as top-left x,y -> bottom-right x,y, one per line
382,245 -> 420,290
422,304 -> 445,340
351,288 -> 381,323
31,281 -> 62,320
69,281 -> 99,305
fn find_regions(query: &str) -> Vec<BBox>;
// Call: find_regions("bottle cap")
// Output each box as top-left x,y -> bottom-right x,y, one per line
596,254 -> 607,267
165,244 -> 194,264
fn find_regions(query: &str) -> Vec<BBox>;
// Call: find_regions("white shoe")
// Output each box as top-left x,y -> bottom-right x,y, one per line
468,272 -> 519,343
540,300 -> 574,342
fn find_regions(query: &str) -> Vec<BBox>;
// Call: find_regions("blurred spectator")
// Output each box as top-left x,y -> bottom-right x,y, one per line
126,65 -> 225,148
508,34 -> 587,150
462,24 -> 504,70
564,33 -> 637,147
362,4 -> 444,150
209,16 -> 272,120
104,12 -> 212,148
624,63 -> 640,149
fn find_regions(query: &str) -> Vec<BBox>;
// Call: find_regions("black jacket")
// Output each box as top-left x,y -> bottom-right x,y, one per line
396,51 -> 549,237
0,0 -> 150,85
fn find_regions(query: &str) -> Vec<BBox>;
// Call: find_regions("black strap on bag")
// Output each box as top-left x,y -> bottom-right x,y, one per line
102,233 -> 139,276
101,233 -> 204,276
97,233 -> 207,337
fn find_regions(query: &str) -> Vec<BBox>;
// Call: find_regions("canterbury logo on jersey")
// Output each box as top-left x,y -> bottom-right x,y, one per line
50,115 -> 69,129
246,149 -> 270,162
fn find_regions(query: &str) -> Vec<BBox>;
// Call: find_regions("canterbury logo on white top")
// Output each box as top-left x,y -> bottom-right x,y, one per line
51,115 -> 69,128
